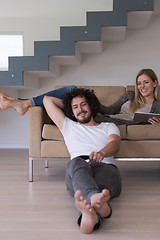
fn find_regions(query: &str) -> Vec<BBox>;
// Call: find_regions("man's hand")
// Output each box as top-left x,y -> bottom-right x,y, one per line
89,134 -> 120,163
89,151 -> 105,163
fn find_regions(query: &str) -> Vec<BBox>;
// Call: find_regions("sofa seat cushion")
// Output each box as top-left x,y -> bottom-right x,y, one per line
115,140 -> 160,158
127,124 -> 160,140
42,124 -> 64,141
41,141 -> 69,157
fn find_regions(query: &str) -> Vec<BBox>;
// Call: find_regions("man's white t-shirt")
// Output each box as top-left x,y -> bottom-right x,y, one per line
61,117 -> 120,164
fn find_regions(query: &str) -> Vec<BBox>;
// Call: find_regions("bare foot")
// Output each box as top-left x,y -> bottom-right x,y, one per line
13,99 -> 31,115
0,96 -> 31,115
0,90 -> 14,99
91,189 -> 111,218
74,190 -> 99,234
0,96 -> 11,110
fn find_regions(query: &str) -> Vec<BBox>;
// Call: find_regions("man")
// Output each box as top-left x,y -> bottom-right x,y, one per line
43,88 -> 121,234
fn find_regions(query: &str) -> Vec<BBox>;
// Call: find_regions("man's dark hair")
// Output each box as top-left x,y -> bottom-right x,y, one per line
62,88 -> 100,121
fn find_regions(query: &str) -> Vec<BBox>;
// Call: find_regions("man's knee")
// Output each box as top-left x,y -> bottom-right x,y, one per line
67,157 -> 90,176
70,157 -> 88,169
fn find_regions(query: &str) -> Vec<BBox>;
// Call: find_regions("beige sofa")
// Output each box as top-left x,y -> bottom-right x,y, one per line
29,85 -> 160,181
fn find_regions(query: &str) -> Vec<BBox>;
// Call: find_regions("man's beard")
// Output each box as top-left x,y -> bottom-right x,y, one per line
76,111 -> 92,123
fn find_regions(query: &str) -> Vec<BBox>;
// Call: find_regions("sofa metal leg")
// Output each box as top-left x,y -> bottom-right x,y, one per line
29,158 -> 50,182
29,157 -> 33,182
45,160 -> 49,168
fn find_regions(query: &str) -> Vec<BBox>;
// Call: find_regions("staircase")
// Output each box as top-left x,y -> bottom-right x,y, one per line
0,0 -> 154,87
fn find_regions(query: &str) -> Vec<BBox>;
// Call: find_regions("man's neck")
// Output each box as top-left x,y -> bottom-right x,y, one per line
80,118 -> 99,126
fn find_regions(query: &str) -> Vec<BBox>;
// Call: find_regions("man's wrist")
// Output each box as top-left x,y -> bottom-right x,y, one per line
98,150 -> 105,158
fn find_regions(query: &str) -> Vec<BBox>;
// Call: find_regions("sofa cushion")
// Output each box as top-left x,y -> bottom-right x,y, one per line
114,140 -> 160,158
126,85 -> 135,92
42,123 -> 127,140
55,85 -> 126,106
41,141 -> 69,157
117,125 -> 127,139
83,86 -> 126,106
42,124 -> 64,141
127,124 -> 160,140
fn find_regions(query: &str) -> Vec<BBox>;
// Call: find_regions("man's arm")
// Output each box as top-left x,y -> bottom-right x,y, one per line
89,134 -> 120,163
43,96 -> 65,130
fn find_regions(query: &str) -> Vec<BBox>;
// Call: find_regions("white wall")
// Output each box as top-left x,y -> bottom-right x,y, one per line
0,0 -> 112,56
0,1 -> 160,148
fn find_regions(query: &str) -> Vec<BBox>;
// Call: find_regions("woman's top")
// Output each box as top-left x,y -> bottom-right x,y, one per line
95,91 -> 160,125
109,100 -> 151,121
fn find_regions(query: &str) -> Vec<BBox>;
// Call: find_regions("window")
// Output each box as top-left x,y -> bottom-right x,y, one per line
0,35 -> 23,71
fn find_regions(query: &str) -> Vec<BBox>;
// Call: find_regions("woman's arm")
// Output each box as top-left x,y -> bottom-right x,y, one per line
149,100 -> 160,124
99,91 -> 134,115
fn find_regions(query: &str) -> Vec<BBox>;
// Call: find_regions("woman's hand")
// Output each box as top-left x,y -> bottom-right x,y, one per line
148,117 -> 160,125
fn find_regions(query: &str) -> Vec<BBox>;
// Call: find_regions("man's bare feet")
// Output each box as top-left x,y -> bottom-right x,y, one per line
91,189 -> 111,218
0,96 -> 31,115
74,190 -> 99,234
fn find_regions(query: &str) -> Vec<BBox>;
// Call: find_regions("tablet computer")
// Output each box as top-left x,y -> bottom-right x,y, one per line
133,112 -> 160,123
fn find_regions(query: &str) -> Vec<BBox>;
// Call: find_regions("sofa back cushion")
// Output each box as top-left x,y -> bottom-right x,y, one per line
127,124 -> 160,140
126,85 -> 135,91
82,86 -> 126,106
42,123 -> 127,141
54,85 -> 126,106
42,124 -> 64,141
118,125 -> 127,139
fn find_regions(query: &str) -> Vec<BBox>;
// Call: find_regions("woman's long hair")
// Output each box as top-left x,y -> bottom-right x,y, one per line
130,69 -> 159,114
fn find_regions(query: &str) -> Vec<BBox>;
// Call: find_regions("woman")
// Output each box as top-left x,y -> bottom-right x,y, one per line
0,69 -> 160,125
96,69 -> 160,125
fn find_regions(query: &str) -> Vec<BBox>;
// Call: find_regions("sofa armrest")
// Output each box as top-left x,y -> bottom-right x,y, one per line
29,106 -> 52,158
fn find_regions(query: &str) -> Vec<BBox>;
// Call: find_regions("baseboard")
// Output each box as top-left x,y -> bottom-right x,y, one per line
0,144 -> 29,149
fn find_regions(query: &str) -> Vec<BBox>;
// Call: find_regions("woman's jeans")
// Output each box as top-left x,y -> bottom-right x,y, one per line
18,85 -> 77,107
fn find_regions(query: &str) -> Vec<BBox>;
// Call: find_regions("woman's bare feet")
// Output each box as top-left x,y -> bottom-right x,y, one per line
0,96 -> 12,111
91,189 -> 111,218
74,190 -> 99,234
0,90 -> 14,99
0,96 -> 31,115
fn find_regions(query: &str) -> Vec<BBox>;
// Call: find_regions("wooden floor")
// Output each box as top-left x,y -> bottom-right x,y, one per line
0,149 -> 160,240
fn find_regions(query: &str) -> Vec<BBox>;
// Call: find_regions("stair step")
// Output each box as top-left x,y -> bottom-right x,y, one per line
127,11 -> 153,29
